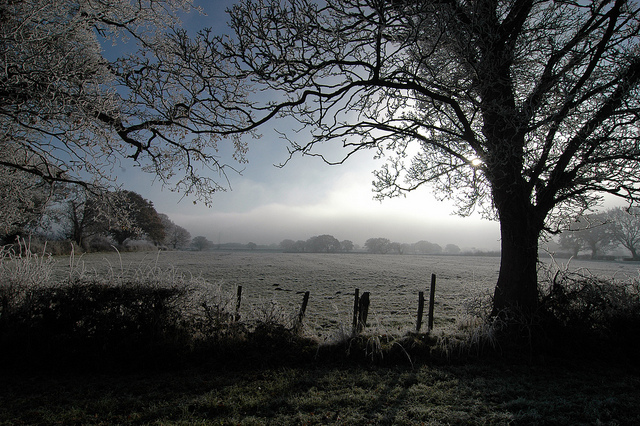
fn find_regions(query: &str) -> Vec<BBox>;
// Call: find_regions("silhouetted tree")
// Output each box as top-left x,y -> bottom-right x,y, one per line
607,207 -> 640,260
61,190 -> 104,248
559,214 -> 615,259
159,214 -> 192,249
206,0 -> 640,316
109,191 -> 165,246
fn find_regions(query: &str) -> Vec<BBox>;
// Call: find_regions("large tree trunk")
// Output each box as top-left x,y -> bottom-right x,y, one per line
492,213 -> 541,316
493,190 -> 543,316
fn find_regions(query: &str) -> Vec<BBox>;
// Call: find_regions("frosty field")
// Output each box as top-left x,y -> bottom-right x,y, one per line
56,251 -> 640,338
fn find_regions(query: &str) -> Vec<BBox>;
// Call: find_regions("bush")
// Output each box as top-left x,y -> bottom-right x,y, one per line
538,268 -> 640,361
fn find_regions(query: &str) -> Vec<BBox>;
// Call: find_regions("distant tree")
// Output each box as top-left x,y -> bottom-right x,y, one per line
293,240 -> 307,252
159,214 -> 191,250
211,0 -> 640,317
389,242 -> 404,255
340,240 -> 354,252
280,239 -> 296,252
191,236 -> 213,251
444,244 -> 461,255
413,241 -> 443,255
109,191 -> 165,246
559,214 -> 616,259
306,235 -> 341,253
246,242 -> 257,250
558,230 -> 583,258
60,189 -> 105,248
607,207 -> 640,260
365,238 -> 391,254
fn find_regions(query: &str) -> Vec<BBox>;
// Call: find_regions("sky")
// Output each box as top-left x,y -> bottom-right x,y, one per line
109,0 -> 629,251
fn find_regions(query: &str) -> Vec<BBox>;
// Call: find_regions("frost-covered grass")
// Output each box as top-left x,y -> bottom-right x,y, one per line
2,248 -> 640,424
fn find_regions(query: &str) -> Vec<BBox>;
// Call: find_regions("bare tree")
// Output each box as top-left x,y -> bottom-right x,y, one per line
159,214 -> 192,249
608,207 -> 640,260
203,0 -> 640,315
559,213 -> 616,259
60,189 -> 105,248
0,0 -> 248,204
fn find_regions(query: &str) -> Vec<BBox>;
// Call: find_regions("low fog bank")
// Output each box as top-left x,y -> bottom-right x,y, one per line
173,210 -> 501,252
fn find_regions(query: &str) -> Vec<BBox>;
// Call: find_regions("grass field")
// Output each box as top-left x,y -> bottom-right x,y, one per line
2,250 -> 638,425
52,250 -> 640,338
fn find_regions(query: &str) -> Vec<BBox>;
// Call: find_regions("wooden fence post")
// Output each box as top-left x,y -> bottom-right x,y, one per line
293,291 -> 310,334
416,291 -> 425,333
352,288 -> 360,334
235,285 -> 243,321
428,274 -> 436,331
357,292 -> 370,333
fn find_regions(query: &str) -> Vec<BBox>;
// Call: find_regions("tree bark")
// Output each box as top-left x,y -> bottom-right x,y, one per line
492,196 -> 542,316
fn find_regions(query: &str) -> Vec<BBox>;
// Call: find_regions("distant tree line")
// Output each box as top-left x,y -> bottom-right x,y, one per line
364,238 -> 461,255
1,186 -> 192,253
556,207 -> 640,260
279,235 -> 461,255
280,235 -> 354,253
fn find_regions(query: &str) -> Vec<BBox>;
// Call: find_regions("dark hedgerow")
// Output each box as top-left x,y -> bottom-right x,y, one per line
0,279 -> 321,371
0,281 -> 191,369
537,269 -> 640,361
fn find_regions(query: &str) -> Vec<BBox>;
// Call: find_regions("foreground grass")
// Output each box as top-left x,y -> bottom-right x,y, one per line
1,360 -> 639,425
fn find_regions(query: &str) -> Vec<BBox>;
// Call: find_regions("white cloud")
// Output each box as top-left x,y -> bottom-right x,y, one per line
165,167 -> 500,249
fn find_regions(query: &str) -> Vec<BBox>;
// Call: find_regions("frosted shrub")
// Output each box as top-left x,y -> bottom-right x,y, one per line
250,298 -> 295,329
0,238 -> 55,287
187,281 -> 244,341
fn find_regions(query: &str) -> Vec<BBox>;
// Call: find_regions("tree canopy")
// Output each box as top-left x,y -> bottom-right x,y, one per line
0,0 -> 247,203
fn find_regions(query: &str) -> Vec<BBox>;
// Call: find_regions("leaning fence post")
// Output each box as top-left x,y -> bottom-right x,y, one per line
357,292 -> 370,333
416,291 -> 425,333
293,291 -> 310,334
352,288 -> 360,334
428,274 -> 436,331
235,285 -> 243,321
